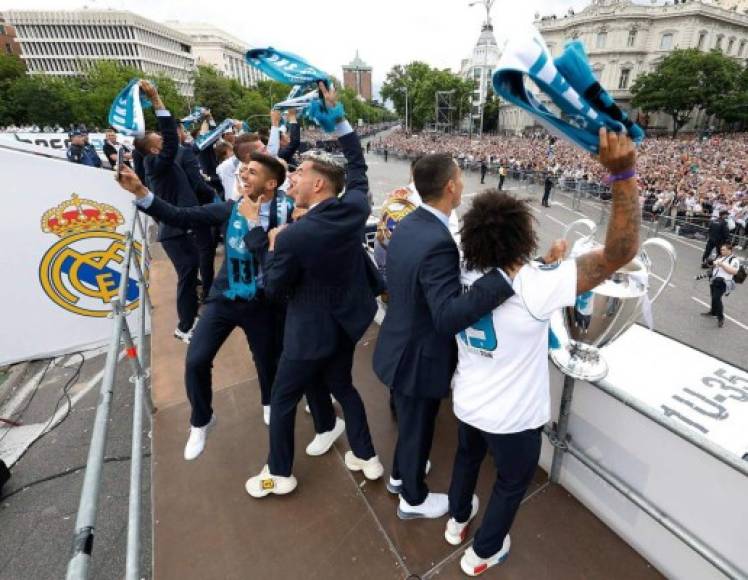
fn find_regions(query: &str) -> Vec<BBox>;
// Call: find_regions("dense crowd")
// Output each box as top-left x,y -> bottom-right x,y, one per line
374,129 -> 748,245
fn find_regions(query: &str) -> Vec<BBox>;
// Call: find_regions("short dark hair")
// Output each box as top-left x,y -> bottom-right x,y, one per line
250,151 -> 286,188
133,131 -> 156,156
461,189 -> 538,272
309,159 -> 345,194
721,241 -> 734,250
413,154 -> 458,202
234,133 -> 261,163
106,127 -> 116,133
214,141 -> 233,164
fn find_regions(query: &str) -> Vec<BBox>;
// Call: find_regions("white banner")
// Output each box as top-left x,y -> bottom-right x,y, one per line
601,325 -> 748,459
0,144 -> 146,366
0,132 -> 133,162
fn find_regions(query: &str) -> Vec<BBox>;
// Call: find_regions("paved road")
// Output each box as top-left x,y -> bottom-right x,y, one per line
364,148 -> 748,371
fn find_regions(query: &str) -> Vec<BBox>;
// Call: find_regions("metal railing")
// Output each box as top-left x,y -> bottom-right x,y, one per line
66,207 -> 153,580
546,374 -> 747,580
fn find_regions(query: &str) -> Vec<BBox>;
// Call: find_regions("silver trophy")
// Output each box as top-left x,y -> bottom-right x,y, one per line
549,219 -> 677,381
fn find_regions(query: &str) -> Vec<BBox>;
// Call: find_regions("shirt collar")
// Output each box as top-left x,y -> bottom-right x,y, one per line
421,203 -> 451,231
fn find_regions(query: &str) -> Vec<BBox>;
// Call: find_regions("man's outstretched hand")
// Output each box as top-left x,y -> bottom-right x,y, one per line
139,80 -> 164,110
116,165 -> 149,199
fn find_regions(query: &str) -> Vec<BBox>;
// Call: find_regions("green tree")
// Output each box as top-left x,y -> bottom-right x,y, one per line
482,88 -> 500,133
0,54 -> 26,125
632,49 -> 741,137
381,62 -> 472,131
710,63 -> 748,130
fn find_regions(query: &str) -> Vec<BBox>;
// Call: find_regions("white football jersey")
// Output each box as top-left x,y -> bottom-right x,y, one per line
452,260 -> 577,434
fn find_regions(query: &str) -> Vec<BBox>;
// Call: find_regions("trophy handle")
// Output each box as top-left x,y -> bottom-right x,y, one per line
641,237 -> 677,304
562,218 -> 597,244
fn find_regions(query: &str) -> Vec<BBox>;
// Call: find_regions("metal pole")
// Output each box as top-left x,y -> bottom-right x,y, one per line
564,440 -> 746,580
549,375 -> 576,483
66,212 -> 138,580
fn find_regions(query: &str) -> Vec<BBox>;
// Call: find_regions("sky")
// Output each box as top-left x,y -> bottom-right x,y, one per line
0,0 -> 600,98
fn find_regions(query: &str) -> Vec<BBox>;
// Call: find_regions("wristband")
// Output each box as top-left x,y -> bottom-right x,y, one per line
604,168 -> 636,185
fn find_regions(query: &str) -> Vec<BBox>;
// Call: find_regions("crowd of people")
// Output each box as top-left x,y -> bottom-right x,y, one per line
374,129 -> 748,248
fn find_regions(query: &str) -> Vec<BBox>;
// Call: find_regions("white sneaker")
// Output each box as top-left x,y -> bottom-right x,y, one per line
445,494 -> 479,545
460,536 -> 511,576
245,465 -> 298,498
263,405 -> 270,426
386,460 -> 432,495
174,327 -> 193,344
397,492 -> 448,520
305,417 -> 345,456
344,451 -> 384,480
183,415 -> 217,460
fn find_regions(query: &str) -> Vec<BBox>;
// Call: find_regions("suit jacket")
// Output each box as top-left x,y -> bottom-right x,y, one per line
177,145 -> 217,205
278,122 -> 301,165
373,207 -> 514,399
143,113 -> 200,242
247,128 -> 380,360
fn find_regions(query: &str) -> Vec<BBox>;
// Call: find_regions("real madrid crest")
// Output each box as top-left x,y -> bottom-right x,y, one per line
38,194 -> 142,318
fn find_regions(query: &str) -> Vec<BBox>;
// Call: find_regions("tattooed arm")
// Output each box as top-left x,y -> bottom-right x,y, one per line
576,129 -> 641,295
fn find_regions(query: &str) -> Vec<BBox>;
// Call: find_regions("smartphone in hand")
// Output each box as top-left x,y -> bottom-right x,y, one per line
116,146 -> 126,179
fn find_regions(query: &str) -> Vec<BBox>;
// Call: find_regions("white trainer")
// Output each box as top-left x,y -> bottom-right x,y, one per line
183,415 -> 217,460
386,460 -> 432,495
245,465 -> 298,498
174,327 -> 193,344
445,494 -> 479,546
460,536 -> 511,576
397,492 -> 449,520
263,405 -> 271,426
344,451 -> 384,480
305,417 -> 345,456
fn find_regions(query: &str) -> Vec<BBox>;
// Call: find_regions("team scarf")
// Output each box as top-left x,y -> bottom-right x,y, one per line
223,193 -> 294,301
181,106 -> 207,130
493,27 -> 645,154
108,79 -> 152,137
194,118 -> 235,151
245,47 -> 329,86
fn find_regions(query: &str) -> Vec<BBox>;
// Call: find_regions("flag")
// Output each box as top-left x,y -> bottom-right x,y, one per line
108,79 -> 152,137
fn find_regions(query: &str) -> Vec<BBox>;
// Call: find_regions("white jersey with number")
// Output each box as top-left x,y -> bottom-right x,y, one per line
452,260 -> 578,434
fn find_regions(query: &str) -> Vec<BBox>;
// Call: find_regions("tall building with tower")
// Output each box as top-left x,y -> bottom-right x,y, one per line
342,51 -> 372,101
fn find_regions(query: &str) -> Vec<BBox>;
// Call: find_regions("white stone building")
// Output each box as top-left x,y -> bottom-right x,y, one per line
459,21 -> 502,131
500,0 -> 748,135
1,9 -> 196,95
164,22 -> 265,88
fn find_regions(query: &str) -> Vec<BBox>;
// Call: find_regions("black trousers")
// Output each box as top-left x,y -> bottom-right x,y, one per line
498,175 -> 505,190
193,227 -> 216,299
161,235 -> 199,332
710,278 -> 727,321
268,334 -> 376,477
702,239 -> 719,264
448,421 -> 541,559
480,168 -> 487,184
391,392 -> 441,505
542,188 -> 552,206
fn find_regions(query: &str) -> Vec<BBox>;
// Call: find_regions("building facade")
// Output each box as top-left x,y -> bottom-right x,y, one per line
342,51 -> 372,101
459,21 -> 502,131
500,0 -> 748,134
164,21 -> 265,88
1,10 -> 195,95
0,16 -> 21,58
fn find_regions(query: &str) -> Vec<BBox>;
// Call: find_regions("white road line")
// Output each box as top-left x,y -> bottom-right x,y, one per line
691,296 -> 748,331
650,272 -> 676,289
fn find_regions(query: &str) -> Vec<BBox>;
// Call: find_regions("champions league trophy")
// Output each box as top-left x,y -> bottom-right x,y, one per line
549,219 -> 677,381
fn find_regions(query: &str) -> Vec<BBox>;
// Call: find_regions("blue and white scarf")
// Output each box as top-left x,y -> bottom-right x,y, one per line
108,79 -> 152,137
224,202 -> 257,301
194,118 -> 234,151
245,47 -> 329,86
493,27 -> 644,154
181,106 -> 206,130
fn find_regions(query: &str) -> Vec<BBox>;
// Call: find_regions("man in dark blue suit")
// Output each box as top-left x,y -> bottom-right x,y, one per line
246,83 -> 384,498
373,153 -> 515,519
132,81 -> 202,343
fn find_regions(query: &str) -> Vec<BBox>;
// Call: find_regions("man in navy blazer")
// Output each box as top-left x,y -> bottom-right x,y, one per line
373,153 -> 515,519
246,83 -> 384,498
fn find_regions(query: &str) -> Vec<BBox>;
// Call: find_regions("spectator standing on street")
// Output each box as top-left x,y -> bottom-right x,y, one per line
542,173 -> 554,207
700,242 -> 740,328
66,129 -> 102,168
480,157 -> 488,184
498,163 -> 506,191
384,146 -> 388,163
702,210 -> 731,268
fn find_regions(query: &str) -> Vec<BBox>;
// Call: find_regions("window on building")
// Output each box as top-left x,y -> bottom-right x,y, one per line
697,31 -> 707,50
716,34 -> 724,51
627,29 -> 637,47
739,40 -> 746,57
619,68 -> 631,90
596,31 -> 607,49
660,33 -> 673,50
728,38 -> 735,54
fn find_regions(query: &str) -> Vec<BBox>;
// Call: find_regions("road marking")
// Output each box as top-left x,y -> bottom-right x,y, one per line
691,296 -> 748,331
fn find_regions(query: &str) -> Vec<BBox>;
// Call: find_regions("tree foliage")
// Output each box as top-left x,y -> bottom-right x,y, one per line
381,62 -> 473,131
632,49 -> 744,137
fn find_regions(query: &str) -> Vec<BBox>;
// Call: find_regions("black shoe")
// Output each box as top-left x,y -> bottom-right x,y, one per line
718,318 -> 724,328
700,311 -> 714,316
